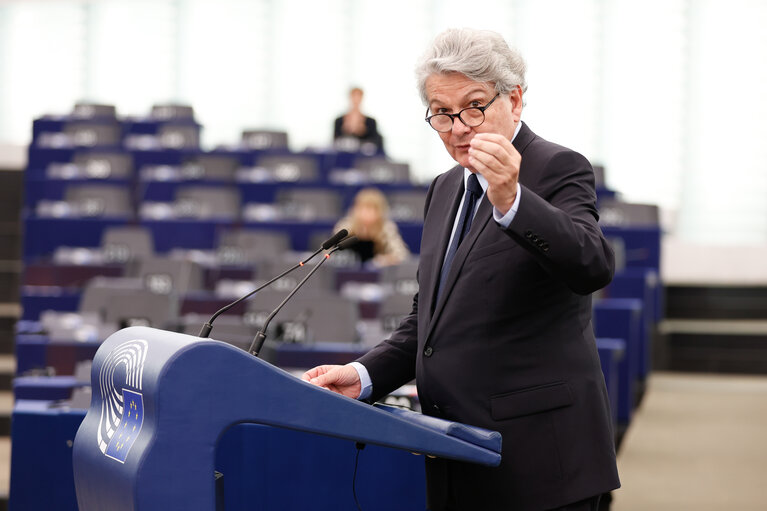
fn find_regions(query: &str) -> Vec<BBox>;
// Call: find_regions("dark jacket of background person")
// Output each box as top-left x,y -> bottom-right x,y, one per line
333,114 -> 383,150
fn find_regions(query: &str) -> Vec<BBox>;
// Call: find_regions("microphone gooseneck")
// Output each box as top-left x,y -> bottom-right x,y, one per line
248,236 -> 358,357
198,229 -> 348,338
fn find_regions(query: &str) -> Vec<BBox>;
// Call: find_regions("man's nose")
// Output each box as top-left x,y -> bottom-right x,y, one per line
450,116 -> 472,136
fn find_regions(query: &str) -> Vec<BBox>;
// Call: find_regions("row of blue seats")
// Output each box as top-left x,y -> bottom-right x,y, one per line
25,181 -> 427,220
27,146 -> 386,182
24,216 -> 657,267
23,218 -> 423,262
33,110 -> 200,140
24,177 -> 615,211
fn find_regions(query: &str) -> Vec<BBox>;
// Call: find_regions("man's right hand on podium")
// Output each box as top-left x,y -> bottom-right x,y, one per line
302,364 -> 362,399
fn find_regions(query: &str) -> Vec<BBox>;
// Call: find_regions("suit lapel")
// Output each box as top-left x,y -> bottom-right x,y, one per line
426,193 -> 493,343
513,121 -> 535,155
423,168 -> 465,319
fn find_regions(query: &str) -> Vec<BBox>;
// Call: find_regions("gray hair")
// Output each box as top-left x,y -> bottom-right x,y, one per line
415,28 -> 527,105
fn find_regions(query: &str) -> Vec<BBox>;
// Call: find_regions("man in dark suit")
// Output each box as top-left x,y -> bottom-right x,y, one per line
304,28 -> 620,510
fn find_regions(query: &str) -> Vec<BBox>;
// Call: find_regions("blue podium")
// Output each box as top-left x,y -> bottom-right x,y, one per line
72,327 -> 501,510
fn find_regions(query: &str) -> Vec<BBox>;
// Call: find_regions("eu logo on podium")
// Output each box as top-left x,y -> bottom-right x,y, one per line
105,389 -> 144,463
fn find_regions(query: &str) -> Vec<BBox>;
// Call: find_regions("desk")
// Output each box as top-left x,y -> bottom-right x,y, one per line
14,376 -> 87,401
15,335 -> 100,375
10,401 -> 84,511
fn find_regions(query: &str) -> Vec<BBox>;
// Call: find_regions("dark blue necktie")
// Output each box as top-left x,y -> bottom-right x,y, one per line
436,173 -> 483,302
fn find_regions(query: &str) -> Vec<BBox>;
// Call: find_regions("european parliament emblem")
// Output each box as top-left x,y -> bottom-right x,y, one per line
96,339 -> 148,463
104,390 -> 144,463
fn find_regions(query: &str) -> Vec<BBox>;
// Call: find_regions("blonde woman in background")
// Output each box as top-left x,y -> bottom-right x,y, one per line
334,188 -> 410,266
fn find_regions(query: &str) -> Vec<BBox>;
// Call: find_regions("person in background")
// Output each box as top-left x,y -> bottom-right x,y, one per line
333,87 -> 384,151
306,28 -> 619,510
334,187 -> 410,266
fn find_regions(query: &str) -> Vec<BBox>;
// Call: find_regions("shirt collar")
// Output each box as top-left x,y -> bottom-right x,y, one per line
463,120 -> 523,193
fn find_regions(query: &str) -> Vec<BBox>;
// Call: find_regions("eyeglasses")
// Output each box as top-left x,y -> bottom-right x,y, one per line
424,93 -> 500,132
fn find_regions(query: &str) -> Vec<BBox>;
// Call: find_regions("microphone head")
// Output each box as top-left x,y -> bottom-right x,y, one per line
335,236 -> 359,251
322,229 -> 349,249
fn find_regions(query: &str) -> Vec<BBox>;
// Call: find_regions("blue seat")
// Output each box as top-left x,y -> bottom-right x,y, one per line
593,298 -> 642,424
596,337 -> 626,429
607,268 -> 662,378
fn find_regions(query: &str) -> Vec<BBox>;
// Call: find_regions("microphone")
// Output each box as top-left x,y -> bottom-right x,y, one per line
335,236 -> 359,251
320,229 -> 350,250
198,229 -> 348,338
248,236 -> 358,357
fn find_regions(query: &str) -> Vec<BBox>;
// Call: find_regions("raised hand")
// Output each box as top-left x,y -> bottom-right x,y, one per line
468,132 -> 521,215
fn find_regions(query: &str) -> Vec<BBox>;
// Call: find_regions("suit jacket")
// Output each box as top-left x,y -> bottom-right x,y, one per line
358,123 -> 620,510
333,115 -> 384,150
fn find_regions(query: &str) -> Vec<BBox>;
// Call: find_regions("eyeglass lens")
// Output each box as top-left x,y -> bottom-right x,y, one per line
430,108 -> 484,131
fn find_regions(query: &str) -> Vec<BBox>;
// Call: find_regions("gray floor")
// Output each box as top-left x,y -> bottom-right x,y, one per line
613,372 -> 767,511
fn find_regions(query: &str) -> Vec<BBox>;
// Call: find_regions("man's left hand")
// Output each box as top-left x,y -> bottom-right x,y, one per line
468,133 -> 521,215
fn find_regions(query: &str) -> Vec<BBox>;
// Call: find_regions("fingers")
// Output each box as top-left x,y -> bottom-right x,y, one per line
302,364 -> 362,399
312,373 -> 331,387
315,365 -> 357,387
303,364 -> 348,388
301,364 -> 335,382
469,134 -> 519,175
468,133 -> 521,215
301,367 -> 320,381
467,150 -> 499,176
312,368 -> 345,388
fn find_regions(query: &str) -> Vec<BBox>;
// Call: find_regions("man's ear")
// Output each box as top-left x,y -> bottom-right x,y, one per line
509,85 -> 523,120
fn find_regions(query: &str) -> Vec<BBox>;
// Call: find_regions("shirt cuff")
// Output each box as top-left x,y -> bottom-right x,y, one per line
349,361 -> 373,400
493,183 -> 522,228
